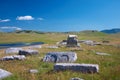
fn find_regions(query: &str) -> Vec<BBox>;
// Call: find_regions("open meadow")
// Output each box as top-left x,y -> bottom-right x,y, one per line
0,31 -> 120,80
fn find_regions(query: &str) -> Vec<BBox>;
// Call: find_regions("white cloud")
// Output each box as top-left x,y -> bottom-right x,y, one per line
16,15 -> 34,20
0,26 -> 22,31
0,19 -> 10,22
38,18 -> 44,21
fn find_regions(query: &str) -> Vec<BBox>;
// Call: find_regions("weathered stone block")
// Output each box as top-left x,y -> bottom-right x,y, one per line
43,52 -> 77,63
1,55 -> 26,61
19,49 -> 38,56
67,35 -> 79,47
54,63 -> 99,73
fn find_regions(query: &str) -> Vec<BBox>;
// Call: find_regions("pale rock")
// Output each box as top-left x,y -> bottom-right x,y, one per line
0,69 -> 12,79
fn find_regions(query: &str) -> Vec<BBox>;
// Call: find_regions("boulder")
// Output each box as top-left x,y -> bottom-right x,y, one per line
19,49 -> 38,56
0,69 -> 12,79
54,63 -> 99,73
5,47 -> 22,54
43,52 -> 77,63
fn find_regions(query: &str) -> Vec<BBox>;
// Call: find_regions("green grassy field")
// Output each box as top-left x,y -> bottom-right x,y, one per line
0,32 -> 120,80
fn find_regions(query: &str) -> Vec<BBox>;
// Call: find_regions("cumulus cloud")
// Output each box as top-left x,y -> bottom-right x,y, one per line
0,19 -> 10,22
0,26 -> 22,31
16,15 -> 34,20
38,17 -> 44,21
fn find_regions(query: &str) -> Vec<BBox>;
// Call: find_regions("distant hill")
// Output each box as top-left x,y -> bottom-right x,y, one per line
101,28 -> 120,34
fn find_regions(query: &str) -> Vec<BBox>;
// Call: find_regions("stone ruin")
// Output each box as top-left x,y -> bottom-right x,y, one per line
43,52 -> 77,63
54,63 -> 99,73
67,35 -> 79,47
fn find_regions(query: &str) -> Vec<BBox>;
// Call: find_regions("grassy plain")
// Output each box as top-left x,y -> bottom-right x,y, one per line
0,32 -> 120,80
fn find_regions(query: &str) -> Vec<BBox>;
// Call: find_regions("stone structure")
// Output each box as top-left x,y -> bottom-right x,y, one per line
0,69 -> 12,79
19,49 -> 38,56
54,63 -> 99,73
67,35 -> 79,47
43,52 -> 77,63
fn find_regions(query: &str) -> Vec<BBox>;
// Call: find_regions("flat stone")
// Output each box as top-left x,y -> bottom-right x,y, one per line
28,45 -> 42,49
96,52 -> 110,56
70,77 -> 84,80
5,47 -> 22,54
43,52 -> 77,63
19,49 -> 38,56
54,63 -> 99,73
13,55 -> 26,60
0,69 -> 12,79
1,55 -> 26,61
1,56 -> 14,61
46,46 -> 58,49
29,69 -> 38,73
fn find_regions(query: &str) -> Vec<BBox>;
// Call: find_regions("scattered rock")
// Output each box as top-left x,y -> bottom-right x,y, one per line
102,40 -> 110,43
19,49 -> 38,56
46,46 -> 58,49
0,69 -> 12,79
83,40 -> 94,46
28,45 -> 42,49
96,52 -> 110,56
13,55 -> 26,60
70,77 -> 84,80
29,69 -> 38,73
1,56 -> 14,61
5,47 -> 22,54
1,55 -> 26,61
70,48 -> 84,51
54,63 -> 99,73
79,40 -> 101,46
43,52 -> 77,63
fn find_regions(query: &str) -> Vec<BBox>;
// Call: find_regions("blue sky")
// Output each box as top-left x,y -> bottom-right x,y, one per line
0,0 -> 120,32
